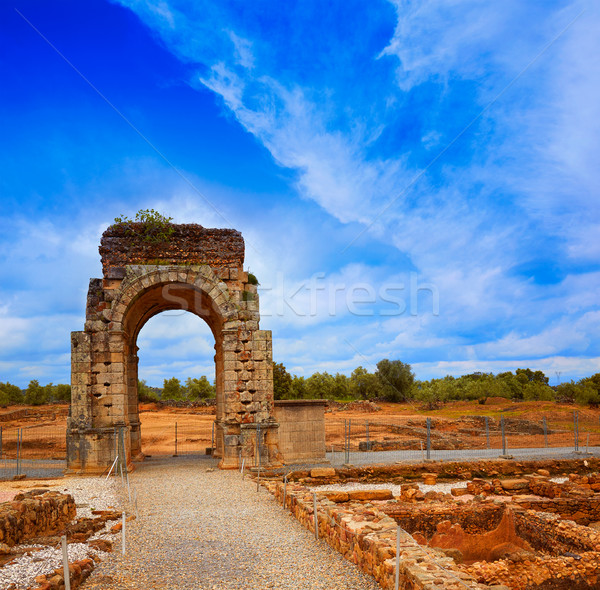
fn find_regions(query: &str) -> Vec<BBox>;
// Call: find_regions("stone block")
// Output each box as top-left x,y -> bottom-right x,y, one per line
311,467 -> 336,478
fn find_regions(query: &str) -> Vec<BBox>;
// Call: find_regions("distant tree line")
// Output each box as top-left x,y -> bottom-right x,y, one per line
0,381 -> 71,406
273,362 -> 600,407
2,364 -> 600,408
138,376 -> 216,402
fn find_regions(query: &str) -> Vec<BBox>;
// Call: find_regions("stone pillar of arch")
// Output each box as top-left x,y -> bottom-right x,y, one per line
66,223 -> 279,472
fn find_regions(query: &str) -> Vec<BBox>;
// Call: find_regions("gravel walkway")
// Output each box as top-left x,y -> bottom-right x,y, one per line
82,456 -> 381,590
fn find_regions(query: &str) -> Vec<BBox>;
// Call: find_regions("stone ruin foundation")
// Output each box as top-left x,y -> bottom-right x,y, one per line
67,223 -> 280,472
261,458 -> 600,589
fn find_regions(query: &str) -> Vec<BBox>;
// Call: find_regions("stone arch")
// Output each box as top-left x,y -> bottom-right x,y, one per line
67,224 -> 279,473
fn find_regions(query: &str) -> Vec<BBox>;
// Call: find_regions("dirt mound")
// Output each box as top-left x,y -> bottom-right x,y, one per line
328,400 -> 381,413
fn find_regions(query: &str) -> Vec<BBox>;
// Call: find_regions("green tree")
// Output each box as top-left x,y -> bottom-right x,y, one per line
162,377 -> 183,400
273,362 -> 293,400
24,379 -> 47,405
53,384 -> 71,402
185,376 -> 215,400
0,381 -> 23,404
138,380 -> 159,402
576,373 -> 600,406
350,367 -> 381,400
290,376 -> 307,399
376,359 -> 415,402
415,379 -> 448,409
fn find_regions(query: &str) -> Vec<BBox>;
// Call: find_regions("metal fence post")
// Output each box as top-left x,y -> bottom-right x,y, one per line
574,410 -> 579,452
543,417 -> 548,448
366,421 -> 370,451
501,415 -> 507,456
211,422 -> 215,452
313,492 -> 319,539
174,422 -> 178,457
426,417 -> 431,460
395,525 -> 400,590
256,424 -> 262,492
0,425 -> 3,459
61,535 -> 71,590
16,428 -> 21,476
485,417 -> 490,449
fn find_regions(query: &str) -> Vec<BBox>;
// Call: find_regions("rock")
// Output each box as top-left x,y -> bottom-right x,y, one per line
89,539 -> 112,552
451,488 -> 468,496
441,547 -> 463,563
310,467 -> 336,478
423,473 -> 437,485
0,542 -> 11,554
110,522 -> 123,534
322,491 -> 349,503
347,489 -> 393,501
499,479 -> 529,491
537,469 -> 550,477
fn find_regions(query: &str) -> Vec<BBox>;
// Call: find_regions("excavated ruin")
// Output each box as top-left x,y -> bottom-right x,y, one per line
263,458 -> 600,590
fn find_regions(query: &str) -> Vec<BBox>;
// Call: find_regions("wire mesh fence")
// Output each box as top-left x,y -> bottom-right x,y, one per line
326,410 -> 600,466
0,424 -> 66,479
139,420 -> 216,457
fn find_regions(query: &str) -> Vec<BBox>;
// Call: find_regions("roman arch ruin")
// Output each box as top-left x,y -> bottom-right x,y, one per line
66,223 -> 280,472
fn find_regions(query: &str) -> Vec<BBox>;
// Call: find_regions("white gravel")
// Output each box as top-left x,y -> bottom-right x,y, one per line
311,476 -> 572,497
0,476 -> 121,590
311,480 -> 462,496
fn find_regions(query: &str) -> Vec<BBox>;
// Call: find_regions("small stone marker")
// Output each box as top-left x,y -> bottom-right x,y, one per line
310,467 -> 336,478
422,473 -> 437,485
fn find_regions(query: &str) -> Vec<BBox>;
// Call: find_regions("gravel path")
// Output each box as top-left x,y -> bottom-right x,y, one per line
82,456 -> 381,590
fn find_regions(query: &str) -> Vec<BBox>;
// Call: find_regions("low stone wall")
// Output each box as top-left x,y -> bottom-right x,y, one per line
286,457 -> 600,485
0,491 -> 76,547
512,509 -> 600,555
264,480 -> 488,590
30,558 -> 95,590
513,495 -> 600,525
381,503 -> 505,539
274,400 -> 326,464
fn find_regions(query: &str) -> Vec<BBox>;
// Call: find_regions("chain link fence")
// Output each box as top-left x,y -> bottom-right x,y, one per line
326,410 -> 600,465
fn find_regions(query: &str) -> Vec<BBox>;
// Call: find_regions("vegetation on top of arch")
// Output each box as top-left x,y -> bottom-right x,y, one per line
112,209 -> 175,244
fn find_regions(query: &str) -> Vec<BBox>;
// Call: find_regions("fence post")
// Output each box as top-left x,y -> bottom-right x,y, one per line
543,417 -> 548,448
426,417 -> 431,460
501,415 -> 507,456
485,417 -> 490,449
313,492 -> 319,539
211,422 -> 215,453
366,421 -> 370,451
61,535 -> 71,590
395,525 -> 400,590
575,410 -> 579,452
121,513 -> 126,555
256,424 -> 261,492
119,427 -> 127,470
174,422 -> 178,457
283,474 -> 288,509
0,425 -> 3,459
16,428 -> 21,476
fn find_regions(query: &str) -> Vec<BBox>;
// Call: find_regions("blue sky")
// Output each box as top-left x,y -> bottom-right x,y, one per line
1,0 -> 599,387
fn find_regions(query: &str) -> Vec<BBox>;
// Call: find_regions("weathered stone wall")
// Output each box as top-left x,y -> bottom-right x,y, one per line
265,479 -> 488,590
284,457 -> 600,484
381,503 -> 505,539
274,400 -> 326,464
0,492 -> 76,547
99,224 -> 244,278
